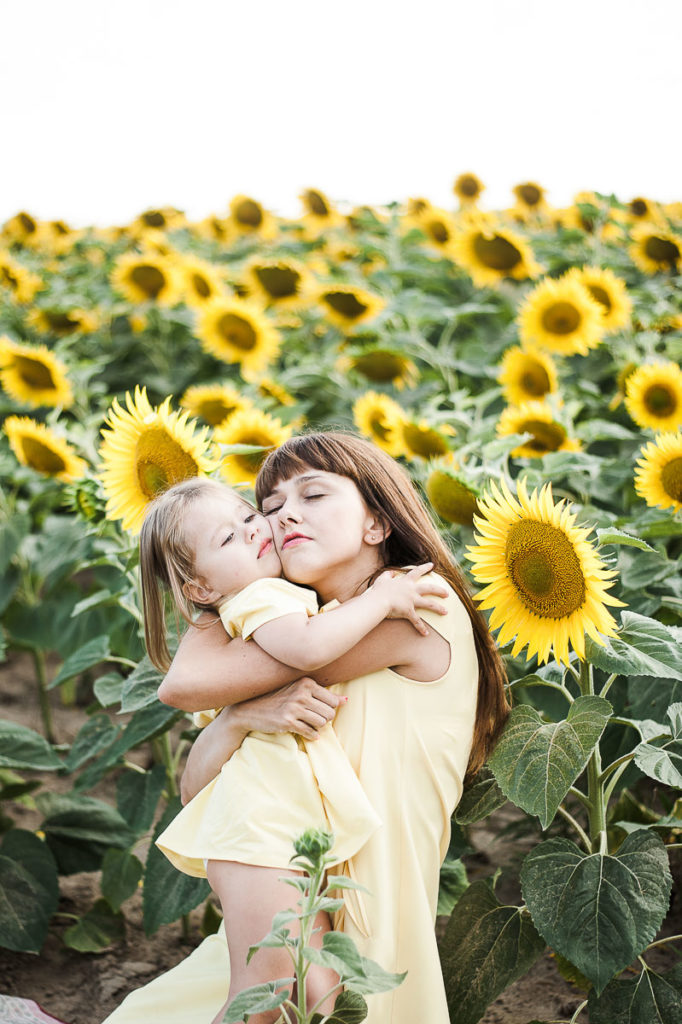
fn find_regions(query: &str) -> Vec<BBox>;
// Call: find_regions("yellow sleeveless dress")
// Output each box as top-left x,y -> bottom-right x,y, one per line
102,574 -> 478,1024
156,576 -> 380,875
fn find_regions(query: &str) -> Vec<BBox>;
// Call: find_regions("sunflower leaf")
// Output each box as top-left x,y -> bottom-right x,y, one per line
633,737 -> 682,789
488,696 -> 612,828
587,962 -> 682,1023
587,613 -> 682,682
520,831 -> 672,995
596,528 -> 654,551
454,766 -> 507,824
49,634 -> 111,689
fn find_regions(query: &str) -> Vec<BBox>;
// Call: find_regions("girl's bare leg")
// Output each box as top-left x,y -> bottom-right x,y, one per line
206,861 -> 338,1024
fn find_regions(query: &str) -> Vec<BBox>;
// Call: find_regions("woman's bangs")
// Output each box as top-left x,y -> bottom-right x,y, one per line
255,433 -> 360,505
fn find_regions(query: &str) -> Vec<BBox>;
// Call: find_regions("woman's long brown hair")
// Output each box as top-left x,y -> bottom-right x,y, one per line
256,431 -> 510,780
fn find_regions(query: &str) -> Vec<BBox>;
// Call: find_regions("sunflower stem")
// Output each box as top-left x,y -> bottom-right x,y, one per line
569,998 -> 589,1023
645,933 -> 682,950
579,660 -> 607,849
32,648 -> 56,744
556,804 -> 592,853
599,672 -> 619,698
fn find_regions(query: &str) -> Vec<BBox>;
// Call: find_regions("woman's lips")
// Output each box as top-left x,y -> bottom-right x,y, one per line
282,533 -> 310,549
258,538 -> 273,558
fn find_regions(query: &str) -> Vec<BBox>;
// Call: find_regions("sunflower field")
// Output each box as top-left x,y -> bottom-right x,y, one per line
1,179 -> 682,1022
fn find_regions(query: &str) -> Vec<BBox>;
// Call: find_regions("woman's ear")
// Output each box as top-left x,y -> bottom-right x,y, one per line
183,579 -> 219,606
364,513 -> 392,546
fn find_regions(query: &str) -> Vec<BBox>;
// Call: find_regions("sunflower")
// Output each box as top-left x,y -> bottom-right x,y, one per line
401,419 -> 455,459
405,197 -> 432,217
244,257 -> 312,309
564,266 -> 632,333
315,283 -> 385,330
40,220 -> 82,255
179,256 -> 227,308
192,215 -> 234,244
453,173 -> 484,206
299,189 -> 344,234
626,197 -> 663,223
624,362 -> 682,432
451,223 -> 541,288
352,391 -> 406,456
228,195 -> 277,238
215,408 -> 292,486
98,387 -> 217,533
634,431 -> 682,513
409,207 -> 457,253
132,207 -> 185,234
2,212 -> 40,247
255,377 -> 295,406
179,383 -> 253,427
111,251 -> 182,305
0,337 -> 73,408
498,346 -> 558,405
27,307 -> 99,336
512,181 -> 548,216
466,478 -> 622,665
629,224 -> 682,274
497,401 -> 580,459
4,416 -> 86,482
196,298 -> 281,376
426,463 -> 480,527
518,275 -> 604,355
0,253 -> 42,303
344,347 -> 418,390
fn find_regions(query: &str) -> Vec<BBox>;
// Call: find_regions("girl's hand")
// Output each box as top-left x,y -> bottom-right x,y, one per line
230,677 -> 344,741
371,563 -> 448,636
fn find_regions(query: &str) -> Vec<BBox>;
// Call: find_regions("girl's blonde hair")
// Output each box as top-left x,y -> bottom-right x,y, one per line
256,431 -> 510,780
139,477 -> 228,672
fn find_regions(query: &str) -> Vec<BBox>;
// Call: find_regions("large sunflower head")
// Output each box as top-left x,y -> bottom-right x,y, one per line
352,391 -> 406,457
4,416 -> 87,482
244,257 -> 312,309
453,173 -> 485,206
0,253 -> 43,303
110,251 -> 182,305
451,223 -> 541,287
27,307 -> 100,336
498,346 -> 558,405
564,266 -> 632,333
179,255 -> 227,308
0,337 -> 73,408
467,478 -> 622,665
196,298 -> 282,376
215,408 -> 292,486
629,224 -> 682,274
228,195 -> 277,237
401,419 -> 455,459
518,274 -> 605,355
179,383 -> 253,427
343,346 -> 418,390
624,362 -> 682,432
98,387 -> 217,533
425,462 -> 481,527
634,431 -> 682,513
497,400 -> 580,459
315,283 -> 385,331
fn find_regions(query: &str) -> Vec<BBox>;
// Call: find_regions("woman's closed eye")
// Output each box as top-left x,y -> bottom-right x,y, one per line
262,506 -> 280,517
221,532 -> 234,546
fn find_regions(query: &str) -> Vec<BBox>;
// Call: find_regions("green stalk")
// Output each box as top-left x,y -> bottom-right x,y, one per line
579,659 -> 607,850
32,648 -> 55,743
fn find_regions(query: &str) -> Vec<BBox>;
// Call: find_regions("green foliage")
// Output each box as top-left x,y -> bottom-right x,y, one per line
143,798 -> 211,935
587,962 -> 682,1022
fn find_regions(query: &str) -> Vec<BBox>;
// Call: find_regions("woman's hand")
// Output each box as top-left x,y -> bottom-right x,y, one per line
180,678 -> 345,803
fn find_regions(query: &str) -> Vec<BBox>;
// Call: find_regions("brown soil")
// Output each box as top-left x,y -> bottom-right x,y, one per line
0,651 -> 680,1024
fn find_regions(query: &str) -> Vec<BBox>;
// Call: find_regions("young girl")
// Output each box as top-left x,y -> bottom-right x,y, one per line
138,475 -> 448,1023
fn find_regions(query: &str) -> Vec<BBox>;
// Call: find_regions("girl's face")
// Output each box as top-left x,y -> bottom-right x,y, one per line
184,490 -> 281,605
260,468 -> 386,601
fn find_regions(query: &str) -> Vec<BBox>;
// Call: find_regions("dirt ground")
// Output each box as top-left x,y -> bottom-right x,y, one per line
0,651 -> 680,1024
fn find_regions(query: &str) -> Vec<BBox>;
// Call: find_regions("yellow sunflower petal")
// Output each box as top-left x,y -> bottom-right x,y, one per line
634,430 -> 682,512
4,416 -> 86,481
518,274 -> 605,355
215,408 -> 292,487
0,337 -> 73,408
196,298 -> 281,377
352,391 -> 406,457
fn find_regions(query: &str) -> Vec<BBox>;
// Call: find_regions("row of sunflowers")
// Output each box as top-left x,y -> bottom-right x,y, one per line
1,176 -> 682,1020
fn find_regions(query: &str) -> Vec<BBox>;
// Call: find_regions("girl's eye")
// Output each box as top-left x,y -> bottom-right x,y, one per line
221,533 -> 234,546
244,513 -> 256,523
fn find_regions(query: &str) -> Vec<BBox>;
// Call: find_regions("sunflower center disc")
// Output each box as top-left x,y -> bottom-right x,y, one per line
355,351 -> 404,382
135,428 -> 199,499
458,176 -> 480,197
235,201 -> 263,228
519,418 -> 566,453
645,236 -> 680,265
143,211 -> 166,228
192,273 -> 212,298
131,265 -> 166,299
427,471 -> 478,526
199,400 -> 238,425
520,366 -> 550,396
256,266 -> 299,298
324,291 -> 367,319
661,457 -> 682,501
403,423 -> 448,457
15,356 -> 56,389
427,220 -> 450,244
587,284 -> 612,312
46,312 -> 80,332
630,199 -> 648,217
644,385 -> 677,417
541,302 -> 581,335
21,438 -> 66,474
519,185 -> 541,206
19,213 -> 36,233
218,314 -> 257,351
506,520 -> 586,618
472,234 -> 521,271
1,267 -> 19,289
305,191 -> 330,216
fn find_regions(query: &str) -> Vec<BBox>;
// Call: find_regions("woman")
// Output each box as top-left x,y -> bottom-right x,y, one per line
103,432 -> 508,1024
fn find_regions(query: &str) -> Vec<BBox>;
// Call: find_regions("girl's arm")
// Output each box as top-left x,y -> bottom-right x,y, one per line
251,564 -> 447,671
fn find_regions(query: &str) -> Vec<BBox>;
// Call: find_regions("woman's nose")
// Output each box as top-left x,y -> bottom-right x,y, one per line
277,501 -> 302,525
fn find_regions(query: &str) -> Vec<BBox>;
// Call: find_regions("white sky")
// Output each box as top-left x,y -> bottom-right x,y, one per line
3,0 -> 681,227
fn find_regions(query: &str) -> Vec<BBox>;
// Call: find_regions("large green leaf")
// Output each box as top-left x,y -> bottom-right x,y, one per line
596,528 -> 654,551
119,655 -> 165,712
62,714 -> 119,773
100,849 -> 143,912
93,671 -> 125,708
0,830 -> 59,953
520,832 -> 672,995
437,857 -> 468,916
142,797 -> 210,934
633,739 -> 682,789
588,962 -> 682,1022
439,880 -> 545,1024
586,612 -> 682,682
454,766 -> 507,824
49,634 -> 111,689
0,511 -> 30,573
62,898 -> 126,953
38,792 -> 136,874
627,676 -> 682,725
304,932 -> 406,995
222,980 -> 292,1023
0,721 -> 62,771
488,696 -> 612,828
116,763 -> 167,836
310,991 -> 368,1024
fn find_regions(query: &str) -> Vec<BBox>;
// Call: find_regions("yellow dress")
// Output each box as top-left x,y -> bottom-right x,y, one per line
156,577 -> 380,876
102,574 -> 478,1024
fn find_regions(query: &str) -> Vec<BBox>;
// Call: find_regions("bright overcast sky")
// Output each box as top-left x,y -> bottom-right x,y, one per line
3,0 -> 681,227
